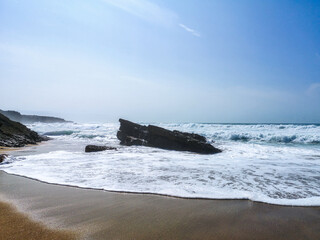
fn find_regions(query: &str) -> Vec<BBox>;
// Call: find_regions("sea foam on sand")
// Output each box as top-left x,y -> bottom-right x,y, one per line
1,122 -> 320,206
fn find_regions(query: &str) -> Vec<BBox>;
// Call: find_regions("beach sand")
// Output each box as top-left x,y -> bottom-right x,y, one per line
0,147 -> 17,153
0,201 -> 76,240
0,170 -> 319,240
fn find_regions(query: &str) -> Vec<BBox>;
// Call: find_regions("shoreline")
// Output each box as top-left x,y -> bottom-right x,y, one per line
2,170 -> 320,207
0,146 -> 18,153
2,140 -> 319,208
1,170 -> 319,240
0,143 -> 44,153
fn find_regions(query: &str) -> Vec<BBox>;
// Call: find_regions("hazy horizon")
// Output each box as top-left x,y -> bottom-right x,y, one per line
1,0 -> 319,123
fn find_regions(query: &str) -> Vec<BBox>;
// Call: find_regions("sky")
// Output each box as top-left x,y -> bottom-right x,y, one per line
0,0 -> 319,123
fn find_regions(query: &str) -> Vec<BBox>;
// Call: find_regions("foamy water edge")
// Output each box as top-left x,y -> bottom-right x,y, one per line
1,122 -> 319,206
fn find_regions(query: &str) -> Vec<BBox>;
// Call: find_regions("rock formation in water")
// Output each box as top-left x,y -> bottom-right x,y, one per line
117,119 -> 222,154
0,109 -> 69,124
0,154 -> 8,163
85,145 -> 117,152
0,113 -> 48,147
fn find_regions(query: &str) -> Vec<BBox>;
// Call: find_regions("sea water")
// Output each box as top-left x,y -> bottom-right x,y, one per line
1,122 -> 319,206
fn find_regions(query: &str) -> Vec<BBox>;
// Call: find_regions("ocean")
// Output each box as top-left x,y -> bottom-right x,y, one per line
1,122 -> 319,206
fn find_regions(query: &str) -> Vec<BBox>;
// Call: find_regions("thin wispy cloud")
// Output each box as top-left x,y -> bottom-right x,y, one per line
179,23 -> 201,37
102,0 -> 200,37
102,0 -> 177,26
307,82 -> 320,96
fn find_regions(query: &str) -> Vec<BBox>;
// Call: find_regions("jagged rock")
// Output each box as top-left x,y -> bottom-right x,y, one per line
0,154 -> 8,163
117,119 -> 222,154
0,109 -> 70,124
0,113 -> 48,147
85,145 -> 117,152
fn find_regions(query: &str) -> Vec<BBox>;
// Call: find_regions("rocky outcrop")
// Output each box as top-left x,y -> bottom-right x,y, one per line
0,113 -> 48,147
85,145 -> 117,152
117,119 -> 222,154
0,110 -> 69,124
0,154 -> 8,163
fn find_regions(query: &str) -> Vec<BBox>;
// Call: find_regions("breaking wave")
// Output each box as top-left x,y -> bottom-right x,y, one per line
176,123 -> 320,145
1,122 -> 320,206
44,130 -> 78,136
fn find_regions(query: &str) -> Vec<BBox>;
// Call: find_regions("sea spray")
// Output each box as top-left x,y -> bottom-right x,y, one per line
1,122 -> 319,206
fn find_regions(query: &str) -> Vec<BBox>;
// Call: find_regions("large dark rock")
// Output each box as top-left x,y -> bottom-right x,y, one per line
117,119 -> 222,154
0,113 -> 48,147
85,145 -> 117,152
0,154 -> 8,163
0,109 -> 70,124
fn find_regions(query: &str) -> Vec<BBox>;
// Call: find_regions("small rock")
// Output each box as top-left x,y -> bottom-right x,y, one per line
0,154 -> 8,163
85,145 -> 117,153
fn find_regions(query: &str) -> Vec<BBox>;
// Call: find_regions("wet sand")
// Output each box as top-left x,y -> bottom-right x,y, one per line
0,171 -> 319,240
0,201 -> 76,240
0,146 -> 17,153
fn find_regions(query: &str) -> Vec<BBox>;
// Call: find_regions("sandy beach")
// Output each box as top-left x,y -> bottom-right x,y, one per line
2,0 -> 320,238
0,170 -> 319,240
0,201 -> 76,240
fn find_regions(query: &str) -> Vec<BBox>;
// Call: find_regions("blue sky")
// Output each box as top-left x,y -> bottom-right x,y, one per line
0,0 -> 319,123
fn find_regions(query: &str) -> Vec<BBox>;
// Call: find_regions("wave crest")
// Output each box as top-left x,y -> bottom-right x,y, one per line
44,130 -> 77,136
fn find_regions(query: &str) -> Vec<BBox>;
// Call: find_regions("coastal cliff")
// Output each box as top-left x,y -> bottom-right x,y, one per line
0,113 -> 48,147
0,110 -> 69,124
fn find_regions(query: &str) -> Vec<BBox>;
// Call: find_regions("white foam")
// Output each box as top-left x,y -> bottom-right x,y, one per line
1,122 -> 320,206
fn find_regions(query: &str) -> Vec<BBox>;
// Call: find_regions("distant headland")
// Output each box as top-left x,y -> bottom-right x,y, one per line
0,110 -> 70,124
